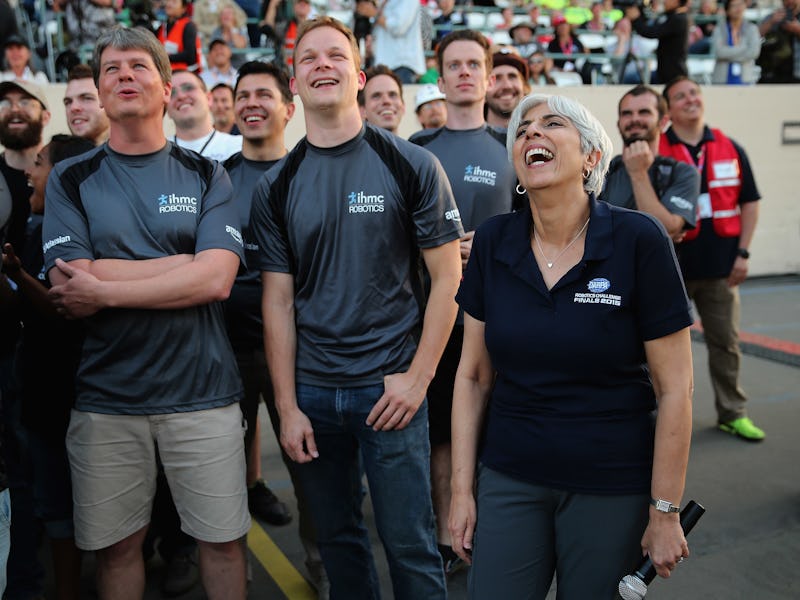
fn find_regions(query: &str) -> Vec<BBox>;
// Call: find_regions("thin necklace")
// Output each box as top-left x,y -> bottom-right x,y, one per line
533,217 -> 590,269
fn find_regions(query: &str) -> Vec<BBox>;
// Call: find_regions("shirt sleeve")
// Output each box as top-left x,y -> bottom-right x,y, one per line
731,139 -> 760,204
411,151 -> 464,248
250,167 -> 293,274
455,226 -> 487,322
632,12 -> 683,39
660,160 -> 700,228
194,162 -> 246,263
381,0 -> 420,36
42,167 -> 95,272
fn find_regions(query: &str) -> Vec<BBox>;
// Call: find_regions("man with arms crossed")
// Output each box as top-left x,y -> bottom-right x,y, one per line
409,29 -> 517,574
42,27 -> 249,599
600,84 -> 699,243
63,63 -> 110,146
251,16 -> 462,600
659,76 -> 764,442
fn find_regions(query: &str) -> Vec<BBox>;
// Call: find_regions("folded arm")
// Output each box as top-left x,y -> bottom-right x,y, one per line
48,249 -> 239,317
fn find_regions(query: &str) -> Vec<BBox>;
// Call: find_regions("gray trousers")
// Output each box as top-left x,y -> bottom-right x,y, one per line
468,466 -> 649,600
685,278 -> 748,423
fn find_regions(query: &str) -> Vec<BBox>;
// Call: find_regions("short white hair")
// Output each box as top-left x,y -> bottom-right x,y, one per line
506,93 -> 612,196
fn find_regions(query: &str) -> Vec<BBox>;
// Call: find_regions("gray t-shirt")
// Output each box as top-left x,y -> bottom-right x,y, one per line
600,155 -> 699,228
222,153 -> 278,350
43,142 -> 245,415
250,124 -> 463,387
409,125 -> 516,232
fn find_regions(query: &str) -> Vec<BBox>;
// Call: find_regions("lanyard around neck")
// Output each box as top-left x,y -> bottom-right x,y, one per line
175,129 -> 216,156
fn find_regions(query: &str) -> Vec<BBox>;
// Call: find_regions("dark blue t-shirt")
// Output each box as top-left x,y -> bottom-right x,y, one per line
222,153 -> 279,351
456,198 -> 692,495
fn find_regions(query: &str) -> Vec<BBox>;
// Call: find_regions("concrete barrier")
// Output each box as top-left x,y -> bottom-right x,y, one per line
20,83 -> 800,277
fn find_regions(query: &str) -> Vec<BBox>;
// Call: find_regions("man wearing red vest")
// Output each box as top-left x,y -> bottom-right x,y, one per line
660,76 -> 764,442
158,0 -> 203,73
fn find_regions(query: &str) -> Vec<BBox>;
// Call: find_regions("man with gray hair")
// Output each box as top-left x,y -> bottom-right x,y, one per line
42,27 -> 249,599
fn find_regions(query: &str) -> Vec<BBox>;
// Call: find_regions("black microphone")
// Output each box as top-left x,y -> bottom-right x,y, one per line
618,500 -> 706,600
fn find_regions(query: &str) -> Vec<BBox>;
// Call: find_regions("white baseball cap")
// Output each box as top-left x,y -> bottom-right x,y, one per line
414,84 -> 446,112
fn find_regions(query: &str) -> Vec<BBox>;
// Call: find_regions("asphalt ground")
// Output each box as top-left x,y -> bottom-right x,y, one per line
41,275 -> 799,599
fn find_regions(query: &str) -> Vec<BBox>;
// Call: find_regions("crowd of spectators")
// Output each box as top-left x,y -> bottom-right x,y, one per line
2,0 -> 798,87
0,4 -> 782,597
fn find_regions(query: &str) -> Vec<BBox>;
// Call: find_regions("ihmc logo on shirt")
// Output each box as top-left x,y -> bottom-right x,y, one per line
464,164 -> 497,186
348,191 -> 385,213
158,193 -> 198,214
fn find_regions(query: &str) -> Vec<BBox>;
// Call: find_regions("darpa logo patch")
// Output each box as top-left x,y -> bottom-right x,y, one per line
587,278 -> 610,293
574,277 -> 621,306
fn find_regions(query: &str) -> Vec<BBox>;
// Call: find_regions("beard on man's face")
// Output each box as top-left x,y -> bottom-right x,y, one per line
621,123 -> 657,146
0,113 -> 44,151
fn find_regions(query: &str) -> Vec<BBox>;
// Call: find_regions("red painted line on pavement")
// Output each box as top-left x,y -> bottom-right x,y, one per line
690,322 -> 800,356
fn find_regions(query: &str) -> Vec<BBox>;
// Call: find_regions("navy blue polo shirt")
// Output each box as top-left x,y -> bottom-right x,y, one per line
456,197 -> 692,495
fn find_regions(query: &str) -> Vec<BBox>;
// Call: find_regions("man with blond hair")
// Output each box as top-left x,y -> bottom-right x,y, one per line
250,16 -> 462,599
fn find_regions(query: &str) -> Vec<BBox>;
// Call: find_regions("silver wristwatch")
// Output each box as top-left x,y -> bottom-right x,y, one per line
650,498 -> 680,513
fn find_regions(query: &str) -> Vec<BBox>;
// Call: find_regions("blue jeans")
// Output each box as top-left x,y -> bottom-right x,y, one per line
0,355 -> 44,599
294,383 -> 445,600
0,488 -> 10,596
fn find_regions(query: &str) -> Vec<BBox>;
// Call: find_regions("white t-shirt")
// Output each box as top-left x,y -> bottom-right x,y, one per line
174,129 -> 242,162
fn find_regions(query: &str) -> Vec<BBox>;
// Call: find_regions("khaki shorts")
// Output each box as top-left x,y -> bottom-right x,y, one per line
67,403 -> 250,551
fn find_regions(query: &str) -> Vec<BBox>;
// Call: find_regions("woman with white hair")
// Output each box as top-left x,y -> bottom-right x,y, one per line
448,94 -> 694,598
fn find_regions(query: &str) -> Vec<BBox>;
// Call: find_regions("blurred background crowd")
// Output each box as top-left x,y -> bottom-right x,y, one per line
1,0 -> 798,88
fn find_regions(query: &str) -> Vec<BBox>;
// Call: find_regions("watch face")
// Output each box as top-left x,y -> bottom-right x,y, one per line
654,499 -> 678,512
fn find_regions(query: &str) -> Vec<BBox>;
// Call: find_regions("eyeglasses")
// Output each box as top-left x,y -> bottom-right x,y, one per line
170,83 -> 199,98
529,58 -> 545,64
0,97 -> 37,112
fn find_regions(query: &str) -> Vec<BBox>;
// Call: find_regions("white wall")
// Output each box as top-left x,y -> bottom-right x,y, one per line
29,83 -> 800,276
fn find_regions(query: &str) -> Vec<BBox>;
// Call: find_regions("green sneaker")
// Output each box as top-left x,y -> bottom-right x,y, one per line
718,417 -> 765,442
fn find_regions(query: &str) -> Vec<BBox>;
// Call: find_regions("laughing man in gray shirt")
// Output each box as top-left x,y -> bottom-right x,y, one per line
250,17 -> 462,600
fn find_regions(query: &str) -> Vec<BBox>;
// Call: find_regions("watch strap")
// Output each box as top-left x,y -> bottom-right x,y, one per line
650,498 -> 680,513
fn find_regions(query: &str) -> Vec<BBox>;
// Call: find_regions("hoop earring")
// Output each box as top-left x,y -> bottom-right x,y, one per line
583,168 -> 592,180
516,183 -> 526,195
